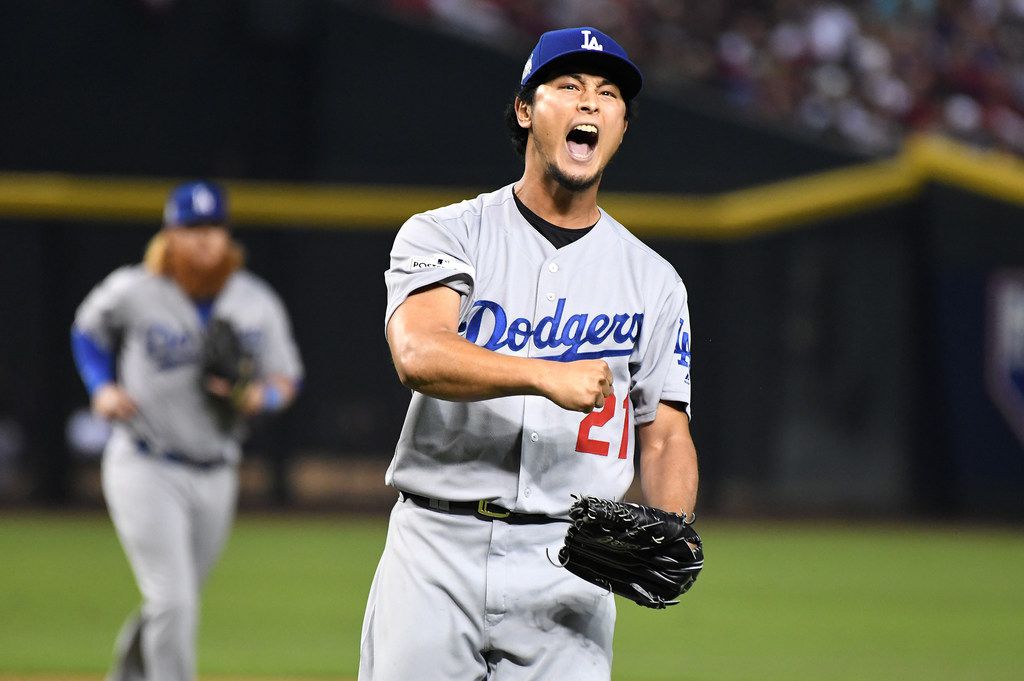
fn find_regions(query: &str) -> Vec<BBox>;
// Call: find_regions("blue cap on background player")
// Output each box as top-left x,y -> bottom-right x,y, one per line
163,180 -> 228,228
519,27 -> 643,100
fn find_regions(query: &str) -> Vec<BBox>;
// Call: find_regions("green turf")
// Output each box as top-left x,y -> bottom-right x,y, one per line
614,522 -> 1024,681
1,514 -> 1022,680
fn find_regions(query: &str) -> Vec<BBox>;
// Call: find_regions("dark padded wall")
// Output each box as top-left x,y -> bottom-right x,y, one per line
1,2 -> 1021,516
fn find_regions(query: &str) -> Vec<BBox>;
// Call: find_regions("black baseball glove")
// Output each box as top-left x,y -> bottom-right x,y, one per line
556,495 -> 703,609
201,318 -> 254,413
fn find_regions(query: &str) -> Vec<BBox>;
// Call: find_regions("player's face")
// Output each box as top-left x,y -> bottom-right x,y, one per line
167,225 -> 230,271
520,72 -> 628,192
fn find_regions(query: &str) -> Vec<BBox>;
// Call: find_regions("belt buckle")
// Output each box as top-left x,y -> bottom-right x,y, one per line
477,500 -> 511,519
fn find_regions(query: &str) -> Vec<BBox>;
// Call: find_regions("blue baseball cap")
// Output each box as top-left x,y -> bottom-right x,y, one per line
163,180 -> 228,228
520,27 -> 643,100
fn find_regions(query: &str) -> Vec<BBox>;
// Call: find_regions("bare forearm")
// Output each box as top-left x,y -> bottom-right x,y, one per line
640,433 -> 699,515
393,329 -> 549,401
388,287 -> 612,412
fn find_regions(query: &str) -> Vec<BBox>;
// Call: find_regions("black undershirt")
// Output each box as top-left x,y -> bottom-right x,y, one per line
513,191 -> 596,249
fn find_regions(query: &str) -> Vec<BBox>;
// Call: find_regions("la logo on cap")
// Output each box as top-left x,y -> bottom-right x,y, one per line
521,54 -> 533,82
192,185 -> 216,215
580,29 -> 603,51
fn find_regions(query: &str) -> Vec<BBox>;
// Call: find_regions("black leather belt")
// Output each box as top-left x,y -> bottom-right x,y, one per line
135,438 -> 229,471
399,492 -> 566,525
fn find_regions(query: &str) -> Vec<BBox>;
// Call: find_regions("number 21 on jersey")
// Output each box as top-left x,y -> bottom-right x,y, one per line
576,393 -> 630,458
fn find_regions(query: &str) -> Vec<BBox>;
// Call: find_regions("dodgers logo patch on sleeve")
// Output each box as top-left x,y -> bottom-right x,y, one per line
674,318 -> 691,367
674,318 -> 691,384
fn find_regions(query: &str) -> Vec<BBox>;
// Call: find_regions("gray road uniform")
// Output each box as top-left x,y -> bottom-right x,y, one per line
73,264 -> 302,681
361,184 -> 692,681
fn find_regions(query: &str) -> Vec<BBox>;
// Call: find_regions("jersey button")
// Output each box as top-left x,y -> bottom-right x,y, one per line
548,263 -> 559,273
529,432 -> 539,442
546,292 -> 555,302
524,487 -> 531,497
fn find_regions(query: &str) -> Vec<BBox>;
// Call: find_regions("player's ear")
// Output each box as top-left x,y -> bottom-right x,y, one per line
514,97 -> 532,129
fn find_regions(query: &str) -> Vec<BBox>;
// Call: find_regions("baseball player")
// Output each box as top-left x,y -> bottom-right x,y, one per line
70,181 -> 303,681
361,26 -> 698,681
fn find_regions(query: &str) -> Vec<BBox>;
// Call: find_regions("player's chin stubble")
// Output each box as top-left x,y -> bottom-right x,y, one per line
546,161 -> 601,193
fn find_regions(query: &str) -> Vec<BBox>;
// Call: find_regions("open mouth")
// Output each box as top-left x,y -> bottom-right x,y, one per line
565,124 -> 599,161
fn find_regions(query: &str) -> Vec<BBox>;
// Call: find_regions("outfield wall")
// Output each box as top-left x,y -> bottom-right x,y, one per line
1,137 -> 1022,517
1,2 -> 1022,517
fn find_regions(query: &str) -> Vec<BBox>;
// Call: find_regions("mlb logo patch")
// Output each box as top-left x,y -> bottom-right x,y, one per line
986,270 -> 1024,447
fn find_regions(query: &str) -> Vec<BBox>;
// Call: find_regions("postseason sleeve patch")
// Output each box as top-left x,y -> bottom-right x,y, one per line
404,254 -> 475,278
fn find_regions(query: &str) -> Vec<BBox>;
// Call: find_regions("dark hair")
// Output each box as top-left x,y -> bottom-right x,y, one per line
503,82 -> 636,157
504,84 -> 539,157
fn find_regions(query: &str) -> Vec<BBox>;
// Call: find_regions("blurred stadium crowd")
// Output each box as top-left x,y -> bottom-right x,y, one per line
385,0 -> 1024,156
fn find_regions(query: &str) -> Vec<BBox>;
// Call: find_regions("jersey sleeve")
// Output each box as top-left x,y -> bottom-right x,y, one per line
629,280 -> 692,425
256,288 -> 304,382
384,213 -> 476,331
70,327 -> 115,395
72,266 -> 137,350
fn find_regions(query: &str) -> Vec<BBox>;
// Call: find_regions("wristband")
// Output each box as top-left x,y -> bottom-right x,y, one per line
262,383 -> 283,412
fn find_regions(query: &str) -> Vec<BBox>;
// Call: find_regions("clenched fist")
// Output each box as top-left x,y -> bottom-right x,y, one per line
539,359 -> 614,413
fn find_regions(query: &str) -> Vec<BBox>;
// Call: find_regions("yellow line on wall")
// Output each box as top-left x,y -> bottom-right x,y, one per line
0,135 -> 1021,239
905,135 -> 1024,205
0,174 -> 474,229
600,154 -> 919,239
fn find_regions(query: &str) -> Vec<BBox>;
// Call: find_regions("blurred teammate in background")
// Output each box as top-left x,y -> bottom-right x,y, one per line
362,26 -> 698,681
71,180 -> 303,681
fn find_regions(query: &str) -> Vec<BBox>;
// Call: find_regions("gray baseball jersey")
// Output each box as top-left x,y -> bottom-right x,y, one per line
74,264 -> 303,461
384,183 -> 692,516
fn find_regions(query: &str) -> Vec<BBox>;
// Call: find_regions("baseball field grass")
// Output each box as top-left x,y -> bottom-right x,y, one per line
1,512 -> 1022,681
